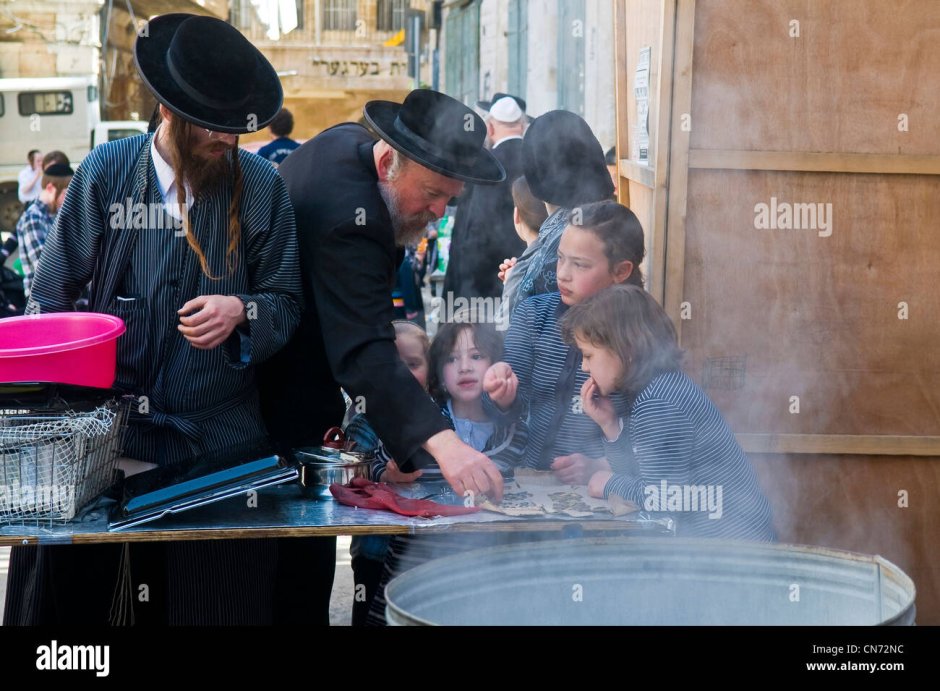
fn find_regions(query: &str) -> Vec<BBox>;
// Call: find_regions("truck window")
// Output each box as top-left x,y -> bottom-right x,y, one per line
18,91 -> 74,116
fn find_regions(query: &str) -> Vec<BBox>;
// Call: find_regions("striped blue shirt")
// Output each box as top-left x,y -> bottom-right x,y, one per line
27,134 -> 302,465
488,291 -> 629,468
604,370 -> 776,541
513,207 -> 569,306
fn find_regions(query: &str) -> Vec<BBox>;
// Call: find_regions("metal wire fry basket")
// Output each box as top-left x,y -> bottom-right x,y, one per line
0,395 -> 130,524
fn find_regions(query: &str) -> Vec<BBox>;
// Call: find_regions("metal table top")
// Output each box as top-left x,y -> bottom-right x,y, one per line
0,482 -> 673,546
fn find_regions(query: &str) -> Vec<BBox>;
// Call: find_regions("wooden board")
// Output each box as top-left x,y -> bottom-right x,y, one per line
751,453 -> 940,624
622,0 -> 667,164
614,0 -> 676,299
738,434 -> 940,456
691,0 -> 940,155
680,169 -> 940,436
689,150 -> 940,176
662,0 -> 696,327
625,181 -> 656,292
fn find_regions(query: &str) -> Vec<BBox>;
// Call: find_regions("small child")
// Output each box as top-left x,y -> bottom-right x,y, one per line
560,284 -> 776,540
363,315 -> 525,626
343,320 -> 428,626
427,316 -> 525,473
484,200 -> 644,484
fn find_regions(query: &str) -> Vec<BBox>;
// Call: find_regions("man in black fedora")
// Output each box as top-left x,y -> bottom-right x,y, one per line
261,89 -> 507,503
5,14 -> 303,625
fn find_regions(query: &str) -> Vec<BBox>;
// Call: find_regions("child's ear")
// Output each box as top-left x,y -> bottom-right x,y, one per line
613,260 -> 635,284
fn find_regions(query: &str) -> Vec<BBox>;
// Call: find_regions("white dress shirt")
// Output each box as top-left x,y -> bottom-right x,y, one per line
18,165 -> 42,203
150,127 -> 194,220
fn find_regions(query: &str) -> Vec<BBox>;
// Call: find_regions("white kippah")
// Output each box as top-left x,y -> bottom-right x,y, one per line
489,96 -> 524,123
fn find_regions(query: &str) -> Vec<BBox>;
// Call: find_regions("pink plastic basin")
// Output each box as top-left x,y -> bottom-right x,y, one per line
0,313 -> 126,388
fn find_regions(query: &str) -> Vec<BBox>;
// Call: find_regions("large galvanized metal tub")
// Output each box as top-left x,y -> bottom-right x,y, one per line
385,538 -> 915,625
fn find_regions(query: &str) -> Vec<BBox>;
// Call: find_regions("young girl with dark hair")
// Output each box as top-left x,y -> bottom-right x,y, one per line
428,318 -> 524,472
364,316 -> 526,625
560,284 -> 776,540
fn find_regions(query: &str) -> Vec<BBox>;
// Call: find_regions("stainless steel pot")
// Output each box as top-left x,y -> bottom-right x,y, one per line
293,446 -> 373,499
385,537 -> 916,625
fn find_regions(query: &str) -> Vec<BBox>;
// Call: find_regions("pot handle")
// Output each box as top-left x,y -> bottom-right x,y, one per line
322,426 -> 346,449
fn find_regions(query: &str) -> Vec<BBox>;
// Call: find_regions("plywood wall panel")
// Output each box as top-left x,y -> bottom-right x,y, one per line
690,0 -> 940,155
680,169 -> 940,435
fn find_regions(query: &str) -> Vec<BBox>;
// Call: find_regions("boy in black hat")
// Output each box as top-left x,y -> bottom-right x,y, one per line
5,14 -> 303,626
261,89 -> 507,503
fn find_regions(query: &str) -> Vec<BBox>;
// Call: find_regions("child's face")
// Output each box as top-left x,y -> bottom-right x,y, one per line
442,328 -> 492,404
575,335 -> 625,396
556,225 -> 621,305
396,333 -> 429,390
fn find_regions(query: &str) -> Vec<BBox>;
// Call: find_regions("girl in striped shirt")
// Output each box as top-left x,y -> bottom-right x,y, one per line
483,201 -> 644,483
560,284 -> 776,540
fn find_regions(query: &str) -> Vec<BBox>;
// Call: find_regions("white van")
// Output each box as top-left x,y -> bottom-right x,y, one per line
0,76 -> 147,232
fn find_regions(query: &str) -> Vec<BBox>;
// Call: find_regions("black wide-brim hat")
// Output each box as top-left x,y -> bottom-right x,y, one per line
134,13 -> 283,135
523,110 -> 614,208
364,89 -> 505,185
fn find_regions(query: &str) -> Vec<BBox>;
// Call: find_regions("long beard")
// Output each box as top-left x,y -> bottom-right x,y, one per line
378,180 -> 436,246
168,120 -> 232,198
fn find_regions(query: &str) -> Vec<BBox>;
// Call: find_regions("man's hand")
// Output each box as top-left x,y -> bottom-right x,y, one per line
551,453 -> 611,485
177,295 -> 247,350
424,430 -> 504,503
483,361 -> 518,411
497,257 -> 517,284
580,377 -> 621,440
380,459 -> 423,483
587,470 -> 614,498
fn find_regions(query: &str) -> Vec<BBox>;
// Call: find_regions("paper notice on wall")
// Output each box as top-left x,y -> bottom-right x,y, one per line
633,46 -> 651,164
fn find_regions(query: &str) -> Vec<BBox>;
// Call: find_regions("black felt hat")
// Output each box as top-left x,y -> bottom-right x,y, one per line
522,110 -> 614,208
363,89 -> 505,184
134,14 -> 283,134
43,163 -> 74,177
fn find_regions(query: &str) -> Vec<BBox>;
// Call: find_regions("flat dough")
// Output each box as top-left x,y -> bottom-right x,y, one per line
479,469 -> 629,517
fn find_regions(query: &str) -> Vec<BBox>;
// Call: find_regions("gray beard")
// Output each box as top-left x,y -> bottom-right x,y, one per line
378,180 -> 435,246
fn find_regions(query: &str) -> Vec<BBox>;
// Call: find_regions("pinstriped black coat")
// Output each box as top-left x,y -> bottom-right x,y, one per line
4,134 -> 309,626
28,133 -> 302,464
